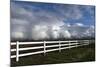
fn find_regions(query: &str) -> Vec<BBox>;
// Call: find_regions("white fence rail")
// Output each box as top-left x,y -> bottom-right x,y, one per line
11,40 -> 89,62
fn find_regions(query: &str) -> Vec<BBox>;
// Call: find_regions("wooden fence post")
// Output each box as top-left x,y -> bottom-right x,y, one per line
16,41 -> 19,62
43,41 -> 46,56
59,41 -> 61,52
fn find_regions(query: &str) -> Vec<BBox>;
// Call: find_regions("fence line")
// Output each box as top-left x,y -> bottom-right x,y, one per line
11,40 -> 89,62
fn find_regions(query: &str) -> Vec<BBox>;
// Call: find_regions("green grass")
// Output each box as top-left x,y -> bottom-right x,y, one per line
11,43 -> 95,67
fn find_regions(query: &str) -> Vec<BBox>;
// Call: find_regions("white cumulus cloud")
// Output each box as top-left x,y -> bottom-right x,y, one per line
11,2 -> 95,40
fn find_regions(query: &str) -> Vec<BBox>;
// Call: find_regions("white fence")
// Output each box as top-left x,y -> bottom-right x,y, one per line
11,40 -> 89,62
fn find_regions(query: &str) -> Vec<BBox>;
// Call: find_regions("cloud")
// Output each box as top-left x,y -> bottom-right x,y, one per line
11,2 -> 67,40
31,25 -> 49,40
53,5 -> 83,20
61,22 -> 94,38
74,23 -> 84,27
12,31 -> 24,39
84,25 -> 95,37
11,1 -> 95,40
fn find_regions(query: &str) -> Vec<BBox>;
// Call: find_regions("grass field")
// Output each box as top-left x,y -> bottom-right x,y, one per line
11,42 -> 95,67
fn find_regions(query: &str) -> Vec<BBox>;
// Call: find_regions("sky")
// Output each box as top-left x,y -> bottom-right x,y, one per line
11,1 -> 95,40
